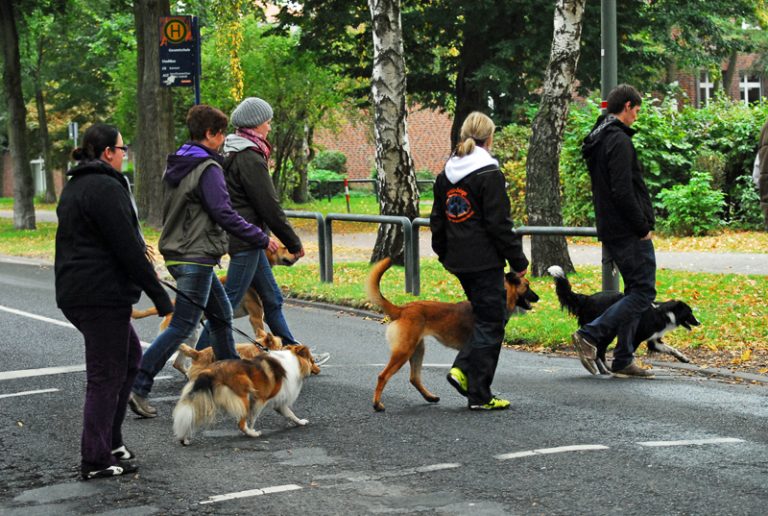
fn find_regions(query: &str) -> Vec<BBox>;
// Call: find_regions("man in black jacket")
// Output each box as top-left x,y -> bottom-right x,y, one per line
572,84 -> 657,379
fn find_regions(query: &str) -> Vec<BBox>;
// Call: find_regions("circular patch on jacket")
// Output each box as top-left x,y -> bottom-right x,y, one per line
445,187 -> 474,223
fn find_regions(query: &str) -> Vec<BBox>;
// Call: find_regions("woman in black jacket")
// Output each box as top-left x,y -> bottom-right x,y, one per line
430,112 -> 529,411
55,123 -> 173,480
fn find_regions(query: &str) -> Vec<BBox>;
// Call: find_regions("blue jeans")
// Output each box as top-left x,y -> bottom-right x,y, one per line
196,248 -> 297,350
580,237 -> 657,371
133,264 -> 237,397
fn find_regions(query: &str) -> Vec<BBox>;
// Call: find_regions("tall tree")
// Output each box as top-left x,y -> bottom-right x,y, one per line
0,0 -> 35,229
24,6 -> 56,203
368,0 -> 419,265
133,0 -> 175,227
525,0 -> 585,276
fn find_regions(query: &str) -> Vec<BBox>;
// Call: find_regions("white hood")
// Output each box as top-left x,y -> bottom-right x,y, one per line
223,134 -> 256,154
444,146 -> 499,184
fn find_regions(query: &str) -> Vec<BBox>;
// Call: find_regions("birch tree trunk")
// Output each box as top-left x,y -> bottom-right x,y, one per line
0,0 -> 35,229
134,0 -> 175,227
525,0 -> 586,276
368,0 -> 419,265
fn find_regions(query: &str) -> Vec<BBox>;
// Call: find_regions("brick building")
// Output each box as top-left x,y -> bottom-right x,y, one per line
677,53 -> 764,107
314,106 -> 453,179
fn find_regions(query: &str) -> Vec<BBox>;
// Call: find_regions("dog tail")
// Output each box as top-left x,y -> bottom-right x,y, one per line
172,373 -> 226,443
366,258 -> 403,320
547,265 -> 588,318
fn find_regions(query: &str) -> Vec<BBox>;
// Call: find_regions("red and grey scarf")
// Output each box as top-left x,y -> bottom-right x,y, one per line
235,127 -> 272,161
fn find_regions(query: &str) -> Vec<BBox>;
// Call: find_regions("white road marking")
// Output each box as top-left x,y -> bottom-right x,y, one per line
496,444 -> 609,460
0,365 -> 85,381
0,388 -> 59,399
637,438 -> 745,447
199,484 -> 302,505
0,304 -> 74,328
315,462 -> 461,482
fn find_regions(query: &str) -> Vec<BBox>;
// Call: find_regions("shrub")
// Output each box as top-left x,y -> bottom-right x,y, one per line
656,171 -> 725,236
311,150 -> 347,174
494,124 -> 532,225
308,168 -> 345,200
416,169 -> 435,194
728,174 -> 764,230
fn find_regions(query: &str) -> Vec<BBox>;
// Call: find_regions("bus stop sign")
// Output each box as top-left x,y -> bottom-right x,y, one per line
159,16 -> 197,87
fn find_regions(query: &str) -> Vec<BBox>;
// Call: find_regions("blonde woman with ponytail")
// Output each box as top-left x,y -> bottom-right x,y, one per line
429,111 -> 529,411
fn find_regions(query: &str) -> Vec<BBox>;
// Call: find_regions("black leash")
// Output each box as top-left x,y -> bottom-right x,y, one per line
159,278 -> 267,352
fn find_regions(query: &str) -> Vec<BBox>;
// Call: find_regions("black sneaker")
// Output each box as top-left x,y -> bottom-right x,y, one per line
128,393 -> 157,418
571,332 -> 598,375
81,461 -> 138,481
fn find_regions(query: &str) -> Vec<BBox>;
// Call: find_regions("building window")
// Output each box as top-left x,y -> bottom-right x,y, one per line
740,73 -> 762,105
698,71 -> 715,107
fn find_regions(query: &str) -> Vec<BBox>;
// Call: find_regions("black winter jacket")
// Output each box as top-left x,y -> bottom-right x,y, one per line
582,114 -> 655,242
55,160 -> 172,313
223,143 -> 302,255
431,158 -> 528,274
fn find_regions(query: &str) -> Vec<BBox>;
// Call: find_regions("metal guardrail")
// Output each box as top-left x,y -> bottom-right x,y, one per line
514,226 -> 618,291
285,211 -> 618,295
324,213 -> 415,293
283,210 -> 327,282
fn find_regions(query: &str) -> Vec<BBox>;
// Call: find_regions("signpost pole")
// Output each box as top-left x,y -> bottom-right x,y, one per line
193,16 -> 201,105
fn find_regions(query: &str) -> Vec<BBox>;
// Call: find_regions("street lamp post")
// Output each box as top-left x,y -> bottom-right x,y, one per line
601,0 -> 620,292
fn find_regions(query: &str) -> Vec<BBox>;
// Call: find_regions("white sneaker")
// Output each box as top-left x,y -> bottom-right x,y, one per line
312,352 -> 331,367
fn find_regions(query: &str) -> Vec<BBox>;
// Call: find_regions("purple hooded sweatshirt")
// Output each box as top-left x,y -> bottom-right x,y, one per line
163,142 -> 269,264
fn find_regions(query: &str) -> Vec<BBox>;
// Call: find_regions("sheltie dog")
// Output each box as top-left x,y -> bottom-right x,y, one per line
172,345 -> 314,445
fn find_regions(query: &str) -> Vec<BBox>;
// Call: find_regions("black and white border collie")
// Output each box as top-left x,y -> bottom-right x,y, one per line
548,265 -> 700,374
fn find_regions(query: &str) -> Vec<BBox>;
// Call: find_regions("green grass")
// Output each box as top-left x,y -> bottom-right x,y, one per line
0,197 -> 56,211
284,193 -> 434,218
0,218 -> 161,258
273,260 -> 768,353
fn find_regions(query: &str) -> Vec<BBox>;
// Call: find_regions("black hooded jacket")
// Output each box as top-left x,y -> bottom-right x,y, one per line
582,114 -> 655,242
55,160 -> 172,313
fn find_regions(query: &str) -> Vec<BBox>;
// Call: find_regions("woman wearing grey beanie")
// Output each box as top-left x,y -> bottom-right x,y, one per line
194,97 -> 330,366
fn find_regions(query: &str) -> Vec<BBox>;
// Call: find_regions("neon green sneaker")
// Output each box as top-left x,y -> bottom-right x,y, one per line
469,397 -> 511,411
446,367 -> 468,397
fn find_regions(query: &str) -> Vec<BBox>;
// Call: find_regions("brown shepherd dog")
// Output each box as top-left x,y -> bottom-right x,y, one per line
366,258 -> 539,412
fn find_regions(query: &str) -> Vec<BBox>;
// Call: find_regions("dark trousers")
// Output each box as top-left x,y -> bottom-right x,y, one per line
452,268 -> 506,405
62,305 -> 141,472
580,237 -> 657,371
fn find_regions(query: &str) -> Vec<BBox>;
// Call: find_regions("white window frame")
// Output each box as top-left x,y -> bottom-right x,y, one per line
697,71 -> 715,107
740,73 -> 762,105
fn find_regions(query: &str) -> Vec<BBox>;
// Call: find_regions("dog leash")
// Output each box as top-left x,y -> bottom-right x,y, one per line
159,279 -> 268,352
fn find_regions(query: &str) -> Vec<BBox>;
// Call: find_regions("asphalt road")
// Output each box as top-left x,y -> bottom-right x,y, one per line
1,259 -> 767,515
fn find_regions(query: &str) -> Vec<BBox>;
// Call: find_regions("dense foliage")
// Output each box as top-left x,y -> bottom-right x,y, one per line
493,95 -> 768,234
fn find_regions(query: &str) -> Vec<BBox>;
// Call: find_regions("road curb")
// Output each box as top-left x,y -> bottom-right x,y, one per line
286,296 -> 768,385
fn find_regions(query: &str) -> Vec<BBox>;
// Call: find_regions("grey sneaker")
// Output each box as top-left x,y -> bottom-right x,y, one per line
571,332 -> 598,375
612,362 -> 655,379
312,352 -> 331,367
128,392 -> 157,418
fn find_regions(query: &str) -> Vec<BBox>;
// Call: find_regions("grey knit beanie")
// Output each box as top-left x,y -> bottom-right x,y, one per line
230,97 -> 273,128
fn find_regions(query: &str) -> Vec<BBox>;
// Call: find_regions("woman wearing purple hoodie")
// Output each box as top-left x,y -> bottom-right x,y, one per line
129,105 -> 278,418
